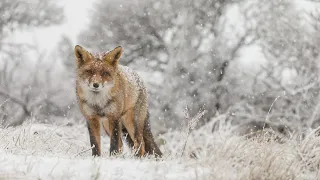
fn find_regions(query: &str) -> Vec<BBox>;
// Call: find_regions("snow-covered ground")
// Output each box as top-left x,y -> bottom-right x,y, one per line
0,115 -> 320,179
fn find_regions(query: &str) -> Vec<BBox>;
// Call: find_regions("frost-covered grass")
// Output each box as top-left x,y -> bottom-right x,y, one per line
0,115 -> 320,179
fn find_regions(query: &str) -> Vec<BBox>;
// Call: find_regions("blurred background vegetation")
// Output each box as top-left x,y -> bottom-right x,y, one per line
0,0 -> 320,134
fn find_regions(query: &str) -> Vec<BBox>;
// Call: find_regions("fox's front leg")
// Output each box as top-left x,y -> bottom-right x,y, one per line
109,117 -> 122,155
87,117 -> 101,156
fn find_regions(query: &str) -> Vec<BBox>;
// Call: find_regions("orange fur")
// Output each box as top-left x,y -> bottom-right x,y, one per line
74,45 -> 162,157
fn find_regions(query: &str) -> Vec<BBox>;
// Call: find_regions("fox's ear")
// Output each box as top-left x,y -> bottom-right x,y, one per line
74,45 -> 91,67
104,46 -> 122,66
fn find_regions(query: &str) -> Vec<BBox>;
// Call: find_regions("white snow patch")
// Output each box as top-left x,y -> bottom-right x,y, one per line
0,116 -> 319,179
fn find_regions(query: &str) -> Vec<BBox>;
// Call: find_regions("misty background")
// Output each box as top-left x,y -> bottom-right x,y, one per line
0,0 -> 320,135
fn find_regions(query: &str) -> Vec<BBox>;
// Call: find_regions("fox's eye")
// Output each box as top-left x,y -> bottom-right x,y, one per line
102,71 -> 110,76
86,70 -> 94,75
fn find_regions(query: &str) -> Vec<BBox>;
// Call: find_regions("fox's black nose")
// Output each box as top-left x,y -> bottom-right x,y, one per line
93,83 -> 99,88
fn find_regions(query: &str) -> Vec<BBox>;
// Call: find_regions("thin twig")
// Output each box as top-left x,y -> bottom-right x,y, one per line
75,145 -> 95,157
0,98 -> 10,107
264,96 -> 281,129
181,107 -> 206,158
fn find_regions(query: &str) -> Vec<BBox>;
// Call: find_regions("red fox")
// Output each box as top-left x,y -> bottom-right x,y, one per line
74,45 -> 162,157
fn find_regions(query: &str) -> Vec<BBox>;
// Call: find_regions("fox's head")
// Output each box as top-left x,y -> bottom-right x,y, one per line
74,45 -> 122,93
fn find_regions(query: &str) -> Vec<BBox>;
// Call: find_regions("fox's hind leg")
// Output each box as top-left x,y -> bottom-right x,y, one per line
132,95 -> 149,157
132,92 -> 162,157
102,117 -> 123,156
123,108 -> 142,155
143,113 -> 162,158
102,118 -> 123,154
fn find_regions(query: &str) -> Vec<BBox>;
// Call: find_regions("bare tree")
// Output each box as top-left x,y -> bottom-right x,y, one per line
80,0 -> 259,130
79,0 -> 320,133
0,0 -> 64,126
57,35 -> 75,75
224,0 -> 320,132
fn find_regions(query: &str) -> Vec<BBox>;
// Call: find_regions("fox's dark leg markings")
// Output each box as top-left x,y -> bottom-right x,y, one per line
143,112 -> 162,157
110,119 -> 121,155
87,120 -> 101,156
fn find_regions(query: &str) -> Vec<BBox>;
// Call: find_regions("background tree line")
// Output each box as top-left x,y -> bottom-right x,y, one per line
0,0 -> 320,134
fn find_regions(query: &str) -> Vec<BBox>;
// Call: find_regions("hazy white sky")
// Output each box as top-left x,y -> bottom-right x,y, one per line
60,0 -> 94,41
11,0 -> 94,52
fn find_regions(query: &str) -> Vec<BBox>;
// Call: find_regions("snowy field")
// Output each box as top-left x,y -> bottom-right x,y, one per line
1,0 -> 320,179
0,115 -> 320,180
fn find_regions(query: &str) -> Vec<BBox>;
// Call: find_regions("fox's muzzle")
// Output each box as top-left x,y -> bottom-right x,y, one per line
89,81 -> 103,92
